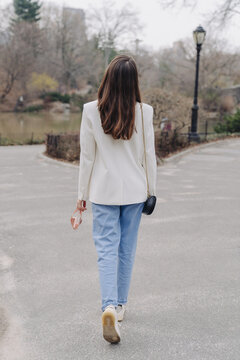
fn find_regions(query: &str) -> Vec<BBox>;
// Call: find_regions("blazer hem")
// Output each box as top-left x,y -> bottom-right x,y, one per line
88,196 -> 147,206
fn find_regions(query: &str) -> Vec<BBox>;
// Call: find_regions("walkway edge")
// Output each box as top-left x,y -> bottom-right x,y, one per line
37,149 -> 78,169
38,137 -> 240,169
160,137 -> 240,166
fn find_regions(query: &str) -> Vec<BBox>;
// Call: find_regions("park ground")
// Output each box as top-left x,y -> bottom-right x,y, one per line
0,139 -> 240,359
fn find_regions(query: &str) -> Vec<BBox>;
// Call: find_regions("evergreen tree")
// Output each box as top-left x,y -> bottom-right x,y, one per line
13,0 -> 41,23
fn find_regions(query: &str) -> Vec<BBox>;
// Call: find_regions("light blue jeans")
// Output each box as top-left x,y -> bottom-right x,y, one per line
91,201 -> 145,312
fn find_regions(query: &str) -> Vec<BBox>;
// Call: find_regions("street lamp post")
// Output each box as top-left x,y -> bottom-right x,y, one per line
189,25 -> 206,143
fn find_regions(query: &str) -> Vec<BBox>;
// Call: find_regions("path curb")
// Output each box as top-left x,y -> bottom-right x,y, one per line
159,136 -> 240,166
38,136 -> 240,169
37,149 -> 78,169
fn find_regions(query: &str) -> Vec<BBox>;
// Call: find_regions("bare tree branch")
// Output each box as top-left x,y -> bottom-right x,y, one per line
158,0 -> 240,25
86,0 -> 142,66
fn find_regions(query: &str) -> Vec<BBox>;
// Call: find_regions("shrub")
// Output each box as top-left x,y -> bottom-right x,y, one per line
41,92 -> 71,104
70,94 -> 85,112
46,133 -> 79,161
142,87 -> 208,132
214,109 -> 240,133
155,129 -> 189,158
23,104 -> 44,112
29,73 -> 59,93
70,92 -> 97,111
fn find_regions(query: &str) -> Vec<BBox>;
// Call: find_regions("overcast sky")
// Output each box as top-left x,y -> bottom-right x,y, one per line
1,0 -> 240,52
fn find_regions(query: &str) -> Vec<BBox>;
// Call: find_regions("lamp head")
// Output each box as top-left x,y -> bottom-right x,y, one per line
193,25 -> 206,45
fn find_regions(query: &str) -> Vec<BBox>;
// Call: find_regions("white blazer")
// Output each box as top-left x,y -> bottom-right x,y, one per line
78,100 -> 157,205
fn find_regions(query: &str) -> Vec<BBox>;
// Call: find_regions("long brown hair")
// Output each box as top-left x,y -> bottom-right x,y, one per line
97,55 -> 142,140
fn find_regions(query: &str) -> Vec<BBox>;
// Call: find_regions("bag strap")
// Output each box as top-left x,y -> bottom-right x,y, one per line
140,102 -> 150,197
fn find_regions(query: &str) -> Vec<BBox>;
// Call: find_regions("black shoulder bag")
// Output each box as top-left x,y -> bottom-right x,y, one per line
140,102 -> 157,215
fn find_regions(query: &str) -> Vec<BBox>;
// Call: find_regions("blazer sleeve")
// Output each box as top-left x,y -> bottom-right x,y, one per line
77,105 -> 96,201
142,106 -> 157,197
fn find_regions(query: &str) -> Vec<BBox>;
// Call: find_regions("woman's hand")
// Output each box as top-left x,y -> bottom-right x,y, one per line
76,200 -> 87,212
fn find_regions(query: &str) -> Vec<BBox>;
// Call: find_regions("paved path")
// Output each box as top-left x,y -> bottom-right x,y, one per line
0,139 -> 240,360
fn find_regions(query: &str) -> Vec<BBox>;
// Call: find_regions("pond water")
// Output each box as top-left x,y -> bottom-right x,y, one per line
0,110 -> 221,145
0,111 -> 81,144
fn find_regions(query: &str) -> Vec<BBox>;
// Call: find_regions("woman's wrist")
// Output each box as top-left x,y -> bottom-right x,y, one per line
76,199 -> 87,210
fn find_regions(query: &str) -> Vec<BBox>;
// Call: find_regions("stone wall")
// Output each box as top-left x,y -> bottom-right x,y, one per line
221,85 -> 240,105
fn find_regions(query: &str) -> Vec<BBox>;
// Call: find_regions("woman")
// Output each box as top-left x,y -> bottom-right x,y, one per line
76,55 -> 157,344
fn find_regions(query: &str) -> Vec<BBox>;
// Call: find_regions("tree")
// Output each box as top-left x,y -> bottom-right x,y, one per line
38,4 -> 104,92
153,36 -> 240,97
13,0 -> 41,23
53,7 -> 88,90
11,0 -> 42,60
158,0 -> 240,25
0,4 -> 43,102
0,26 -> 34,102
86,0 -> 142,67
